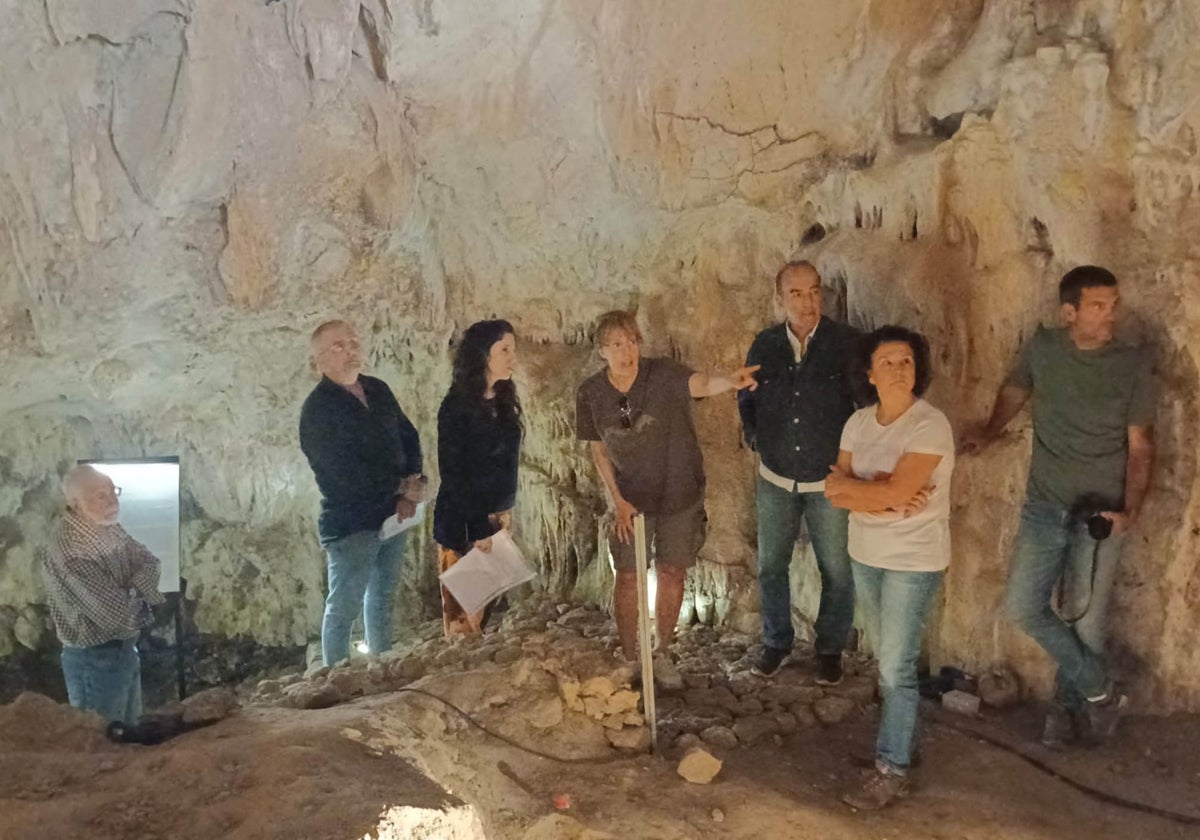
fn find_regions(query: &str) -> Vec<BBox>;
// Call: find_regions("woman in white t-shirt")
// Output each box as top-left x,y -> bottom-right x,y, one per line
824,325 -> 955,811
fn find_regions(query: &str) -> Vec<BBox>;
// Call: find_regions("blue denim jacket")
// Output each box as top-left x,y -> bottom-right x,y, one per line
738,317 -> 860,484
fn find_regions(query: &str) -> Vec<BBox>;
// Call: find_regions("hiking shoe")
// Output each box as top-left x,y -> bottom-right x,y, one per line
652,653 -> 684,692
751,646 -> 789,678
842,767 -> 910,811
1084,690 -> 1128,744
815,653 -> 844,686
1041,703 -> 1082,749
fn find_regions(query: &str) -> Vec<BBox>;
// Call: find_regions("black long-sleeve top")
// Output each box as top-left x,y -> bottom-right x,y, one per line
299,375 -> 423,545
433,390 -> 521,554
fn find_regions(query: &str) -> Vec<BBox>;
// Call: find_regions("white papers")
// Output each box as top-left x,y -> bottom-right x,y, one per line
438,530 -> 537,616
379,502 -> 426,541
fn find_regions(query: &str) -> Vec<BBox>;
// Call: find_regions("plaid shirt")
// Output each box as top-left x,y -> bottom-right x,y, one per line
41,510 -> 165,648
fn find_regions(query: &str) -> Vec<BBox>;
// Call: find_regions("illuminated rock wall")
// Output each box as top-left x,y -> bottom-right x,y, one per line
1,0 -> 1198,710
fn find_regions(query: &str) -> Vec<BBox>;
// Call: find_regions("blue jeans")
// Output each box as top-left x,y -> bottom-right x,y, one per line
322,530 -> 408,666
1005,500 -> 1123,707
756,477 -> 854,655
852,561 -> 943,775
61,638 -> 143,724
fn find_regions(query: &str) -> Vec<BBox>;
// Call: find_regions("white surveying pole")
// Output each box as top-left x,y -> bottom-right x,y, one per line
633,513 -> 657,753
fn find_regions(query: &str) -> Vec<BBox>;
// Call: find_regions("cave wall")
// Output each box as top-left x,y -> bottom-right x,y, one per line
1,0 -> 1199,711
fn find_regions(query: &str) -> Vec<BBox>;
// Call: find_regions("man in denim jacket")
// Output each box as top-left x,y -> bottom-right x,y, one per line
738,261 -> 860,683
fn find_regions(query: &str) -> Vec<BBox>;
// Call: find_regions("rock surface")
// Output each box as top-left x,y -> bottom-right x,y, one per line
0,0 -> 1199,712
677,746 -> 723,785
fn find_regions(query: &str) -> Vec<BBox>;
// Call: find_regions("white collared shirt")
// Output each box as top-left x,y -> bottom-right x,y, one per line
759,462 -> 826,493
785,318 -> 818,363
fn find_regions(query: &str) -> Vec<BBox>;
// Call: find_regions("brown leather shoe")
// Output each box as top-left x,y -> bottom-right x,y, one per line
842,768 -> 910,810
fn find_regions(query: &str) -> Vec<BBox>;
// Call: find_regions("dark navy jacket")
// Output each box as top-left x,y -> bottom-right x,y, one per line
737,317 -> 860,484
299,375 -> 423,544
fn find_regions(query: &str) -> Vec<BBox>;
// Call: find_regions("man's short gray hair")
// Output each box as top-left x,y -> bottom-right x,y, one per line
775,260 -> 820,294
310,319 -> 352,350
62,464 -> 103,504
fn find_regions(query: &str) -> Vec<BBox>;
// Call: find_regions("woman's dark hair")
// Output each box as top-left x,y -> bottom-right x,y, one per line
451,319 -> 522,423
850,325 -> 933,405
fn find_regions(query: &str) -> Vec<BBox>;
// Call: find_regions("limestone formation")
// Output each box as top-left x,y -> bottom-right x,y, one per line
1,0 -> 1200,714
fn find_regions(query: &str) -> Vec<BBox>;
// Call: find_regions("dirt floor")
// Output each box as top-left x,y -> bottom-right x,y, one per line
3,608 -> 1199,840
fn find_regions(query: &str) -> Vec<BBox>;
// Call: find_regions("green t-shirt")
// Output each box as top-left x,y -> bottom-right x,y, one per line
1008,327 -> 1155,509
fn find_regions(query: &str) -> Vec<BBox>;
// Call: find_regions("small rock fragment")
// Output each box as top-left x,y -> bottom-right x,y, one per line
580,676 -> 618,698
604,689 -> 640,715
789,703 -> 819,727
677,746 -> 723,784
525,696 -> 565,729
942,689 -> 981,716
732,714 -> 780,745
699,725 -> 739,750
676,732 -> 702,752
606,725 -> 651,752
180,687 -> 239,725
812,695 -> 856,725
978,668 -> 1021,709
493,647 -> 523,665
290,683 -> 343,710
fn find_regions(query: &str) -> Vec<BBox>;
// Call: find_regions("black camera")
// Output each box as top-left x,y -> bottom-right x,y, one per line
1070,494 -> 1114,541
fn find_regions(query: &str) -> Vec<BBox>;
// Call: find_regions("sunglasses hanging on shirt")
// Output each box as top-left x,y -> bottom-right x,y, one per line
618,395 -> 633,429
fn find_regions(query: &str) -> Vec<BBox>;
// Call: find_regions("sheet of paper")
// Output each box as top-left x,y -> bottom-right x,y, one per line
379,502 -> 426,541
438,530 -> 537,616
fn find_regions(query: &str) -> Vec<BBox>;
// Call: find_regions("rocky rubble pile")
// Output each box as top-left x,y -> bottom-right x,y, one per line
250,598 -> 876,756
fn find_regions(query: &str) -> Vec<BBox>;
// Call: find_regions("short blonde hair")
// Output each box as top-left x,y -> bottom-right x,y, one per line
592,310 -> 642,346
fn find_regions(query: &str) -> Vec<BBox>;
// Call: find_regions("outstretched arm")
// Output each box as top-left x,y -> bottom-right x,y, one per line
959,385 -> 1029,454
689,365 -> 761,398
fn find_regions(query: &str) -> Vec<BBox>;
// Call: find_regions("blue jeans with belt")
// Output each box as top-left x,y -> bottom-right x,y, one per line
756,476 -> 855,655
1004,499 -> 1124,707
61,637 -> 143,724
322,530 -> 409,665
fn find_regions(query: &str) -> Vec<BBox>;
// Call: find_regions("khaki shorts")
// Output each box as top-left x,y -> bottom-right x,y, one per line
610,502 -> 707,572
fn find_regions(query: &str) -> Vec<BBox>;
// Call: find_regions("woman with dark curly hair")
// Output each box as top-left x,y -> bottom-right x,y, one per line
823,325 -> 955,810
434,319 -> 522,636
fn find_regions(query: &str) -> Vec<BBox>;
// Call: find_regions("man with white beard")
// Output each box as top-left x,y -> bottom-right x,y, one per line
42,464 -> 164,724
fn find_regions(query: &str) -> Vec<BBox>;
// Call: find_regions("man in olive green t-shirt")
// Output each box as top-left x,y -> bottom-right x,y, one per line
962,265 -> 1155,747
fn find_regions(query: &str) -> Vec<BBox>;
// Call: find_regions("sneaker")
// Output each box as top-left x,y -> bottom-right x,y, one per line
1041,703 -> 1081,749
842,767 -> 910,811
652,653 -> 684,692
751,646 -> 790,678
815,653 -> 844,686
1084,689 -> 1128,744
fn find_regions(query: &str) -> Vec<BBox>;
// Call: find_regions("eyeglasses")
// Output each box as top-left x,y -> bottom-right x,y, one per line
88,486 -> 121,499
618,395 -> 632,429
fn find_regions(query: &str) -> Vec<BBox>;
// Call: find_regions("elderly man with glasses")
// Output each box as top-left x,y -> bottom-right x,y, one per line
575,310 -> 758,684
42,464 -> 164,723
